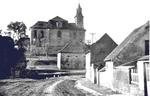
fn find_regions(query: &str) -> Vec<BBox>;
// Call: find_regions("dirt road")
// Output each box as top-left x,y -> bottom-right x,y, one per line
0,76 -> 96,96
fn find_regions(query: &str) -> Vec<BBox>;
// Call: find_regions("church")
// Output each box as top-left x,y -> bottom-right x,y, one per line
29,4 -> 86,69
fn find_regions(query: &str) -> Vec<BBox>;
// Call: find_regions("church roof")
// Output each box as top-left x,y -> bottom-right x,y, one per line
31,21 -> 48,29
68,23 -> 85,30
50,16 -> 68,22
90,33 -> 117,68
31,17 -> 85,30
104,21 -> 149,66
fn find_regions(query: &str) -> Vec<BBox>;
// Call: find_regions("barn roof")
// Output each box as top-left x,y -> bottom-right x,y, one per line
90,33 -> 117,68
104,21 -> 149,66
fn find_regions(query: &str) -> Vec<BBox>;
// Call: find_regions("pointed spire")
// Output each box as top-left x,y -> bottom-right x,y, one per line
75,3 -> 83,17
75,3 -> 84,28
78,3 -> 81,9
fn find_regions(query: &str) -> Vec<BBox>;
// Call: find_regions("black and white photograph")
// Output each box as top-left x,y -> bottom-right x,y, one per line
0,0 -> 149,96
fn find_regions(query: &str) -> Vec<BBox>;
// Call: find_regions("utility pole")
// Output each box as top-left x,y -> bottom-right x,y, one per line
90,33 -> 95,44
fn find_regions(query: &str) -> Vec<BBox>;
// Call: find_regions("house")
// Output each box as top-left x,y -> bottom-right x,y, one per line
99,21 -> 149,95
57,40 -> 86,70
85,33 -> 117,83
27,4 -> 86,70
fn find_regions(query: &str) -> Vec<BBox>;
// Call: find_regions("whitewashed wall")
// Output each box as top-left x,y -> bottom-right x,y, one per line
137,60 -> 150,95
106,61 -> 114,89
91,64 -> 95,83
57,53 -> 61,70
85,52 -> 91,80
137,61 -> 144,90
99,61 -> 114,89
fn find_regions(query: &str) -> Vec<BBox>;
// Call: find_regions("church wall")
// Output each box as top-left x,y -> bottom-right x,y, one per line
61,53 -> 85,69
30,28 -> 85,56
30,28 -> 49,56
70,30 -> 85,42
49,29 -> 71,46
31,28 -> 49,46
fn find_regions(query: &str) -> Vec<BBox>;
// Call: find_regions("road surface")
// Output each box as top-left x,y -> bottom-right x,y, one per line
0,76 -> 96,96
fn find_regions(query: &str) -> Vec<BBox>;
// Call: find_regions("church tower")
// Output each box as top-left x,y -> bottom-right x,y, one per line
75,4 -> 84,28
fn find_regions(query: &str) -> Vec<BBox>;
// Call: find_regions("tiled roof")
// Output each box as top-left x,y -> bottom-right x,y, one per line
59,40 -> 86,53
68,23 -> 85,31
90,33 -> 117,68
104,21 -> 149,66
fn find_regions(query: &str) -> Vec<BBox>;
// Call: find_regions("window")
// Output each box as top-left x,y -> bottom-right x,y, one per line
40,30 -> 44,38
145,40 -> 149,55
130,67 -> 138,84
56,22 -> 59,28
33,30 -> 37,38
56,21 -> 62,28
57,31 -> 61,38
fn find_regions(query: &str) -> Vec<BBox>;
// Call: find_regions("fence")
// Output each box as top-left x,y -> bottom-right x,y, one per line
131,68 -> 139,84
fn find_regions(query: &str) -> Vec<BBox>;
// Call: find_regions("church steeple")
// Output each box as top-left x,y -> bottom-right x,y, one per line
75,4 -> 84,28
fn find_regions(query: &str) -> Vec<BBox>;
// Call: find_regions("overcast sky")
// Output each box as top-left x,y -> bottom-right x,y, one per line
0,0 -> 149,44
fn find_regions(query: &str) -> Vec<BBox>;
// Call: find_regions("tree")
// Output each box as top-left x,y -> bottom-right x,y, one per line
0,36 -> 20,79
7,21 -> 27,40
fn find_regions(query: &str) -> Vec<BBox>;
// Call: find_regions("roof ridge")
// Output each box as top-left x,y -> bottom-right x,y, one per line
93,33 -> 117,45
58,41 -> 72,53
104,21 -> 149,61
51,16 -> 67,21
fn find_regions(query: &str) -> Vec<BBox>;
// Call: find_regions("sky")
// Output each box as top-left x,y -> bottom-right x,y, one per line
0,0 -> 149,44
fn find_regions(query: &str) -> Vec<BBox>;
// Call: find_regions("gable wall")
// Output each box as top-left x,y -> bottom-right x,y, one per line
61,53 -> 85,69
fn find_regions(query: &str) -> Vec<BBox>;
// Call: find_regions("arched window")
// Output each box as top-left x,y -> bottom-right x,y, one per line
56,21 -> 62,28
57,31 -> 61,38
40,30 -> 44,38
33,30 -> 37,38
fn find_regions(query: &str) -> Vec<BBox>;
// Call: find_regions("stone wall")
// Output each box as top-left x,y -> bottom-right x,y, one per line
61,53 -> 85,69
